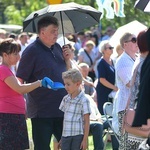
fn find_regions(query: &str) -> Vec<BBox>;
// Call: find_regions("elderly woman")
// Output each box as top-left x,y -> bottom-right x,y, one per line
96,40 -> 118,115
114,32 -> 139,150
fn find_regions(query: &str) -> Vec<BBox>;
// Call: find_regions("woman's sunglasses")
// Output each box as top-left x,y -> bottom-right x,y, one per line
106,46 -> 114,50
125,37 -> 137,43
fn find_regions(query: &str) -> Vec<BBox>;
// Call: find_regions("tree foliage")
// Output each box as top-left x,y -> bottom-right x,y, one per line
0,0 -> 150,32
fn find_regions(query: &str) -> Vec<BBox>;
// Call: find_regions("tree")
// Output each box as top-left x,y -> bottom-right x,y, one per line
2,0 -> 47,25
0,0 -> 150,32
62,0 -> 150,31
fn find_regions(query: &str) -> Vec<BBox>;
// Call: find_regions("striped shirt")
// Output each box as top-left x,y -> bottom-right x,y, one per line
59,91 -> 91,137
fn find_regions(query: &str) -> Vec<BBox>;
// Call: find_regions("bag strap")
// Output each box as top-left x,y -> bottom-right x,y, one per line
84,49 -> 93,66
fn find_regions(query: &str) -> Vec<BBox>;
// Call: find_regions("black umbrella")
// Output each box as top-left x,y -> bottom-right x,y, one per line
23,2 -> 101,36
134,0 -> 150,12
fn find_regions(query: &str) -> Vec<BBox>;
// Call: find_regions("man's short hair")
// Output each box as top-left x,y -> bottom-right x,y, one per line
37,16 -> 59,33
120,32 -> 132,48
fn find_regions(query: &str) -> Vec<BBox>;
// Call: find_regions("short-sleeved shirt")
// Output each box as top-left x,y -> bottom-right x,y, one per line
59,91 -> 91,137
78,48 -> 96,67
115,52 -> 135,113
96,58 -> 115,100
16,38 -> 67,118
0,65 -> 25,114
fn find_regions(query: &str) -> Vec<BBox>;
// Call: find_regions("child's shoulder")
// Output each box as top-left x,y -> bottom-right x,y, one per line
80,93 -> 91,102
63,94 -> 70,100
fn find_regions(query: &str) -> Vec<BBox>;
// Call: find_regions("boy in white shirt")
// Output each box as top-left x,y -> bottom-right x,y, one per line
59,69 -> 91,150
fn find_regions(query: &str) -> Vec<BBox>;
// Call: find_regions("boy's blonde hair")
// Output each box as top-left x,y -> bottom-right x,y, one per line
62,69 -> 83,83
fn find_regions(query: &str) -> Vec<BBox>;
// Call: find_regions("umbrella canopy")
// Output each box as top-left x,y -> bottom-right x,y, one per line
23,2 -> 101,34
134,0 -> 150,12
109,20 -> 147,48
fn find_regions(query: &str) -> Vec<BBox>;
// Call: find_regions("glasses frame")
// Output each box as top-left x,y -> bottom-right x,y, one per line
105,46 -> 114,50
125,37 -> 137,43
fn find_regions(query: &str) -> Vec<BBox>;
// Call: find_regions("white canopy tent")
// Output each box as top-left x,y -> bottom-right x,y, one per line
0,24 -> 22,32
109,20 -> 147,48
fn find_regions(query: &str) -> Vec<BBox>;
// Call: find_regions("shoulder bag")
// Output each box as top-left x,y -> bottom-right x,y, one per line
84,49 -> 95,81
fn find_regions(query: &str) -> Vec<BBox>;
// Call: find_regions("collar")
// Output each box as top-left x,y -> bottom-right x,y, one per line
68,90 -> 85,100
36,37 -> 54,51
123,52 -> 135,62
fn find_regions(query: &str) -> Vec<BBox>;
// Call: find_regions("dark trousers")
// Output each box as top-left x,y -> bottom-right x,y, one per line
61,135 -> 83,150
90,122 -> 104,150
31,117 -> 63,150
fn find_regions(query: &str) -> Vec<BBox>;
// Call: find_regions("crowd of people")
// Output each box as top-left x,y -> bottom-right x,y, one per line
0,15 -> 150,150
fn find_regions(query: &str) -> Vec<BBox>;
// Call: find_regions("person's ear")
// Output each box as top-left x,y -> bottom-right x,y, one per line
41,28 -> 46,36
3,52 -> 8,57
123,43 -> 127,48
76,81 -> 82,87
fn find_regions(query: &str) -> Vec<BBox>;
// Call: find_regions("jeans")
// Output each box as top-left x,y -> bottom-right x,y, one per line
90,121 -> 104,150
103,121 -> 119,150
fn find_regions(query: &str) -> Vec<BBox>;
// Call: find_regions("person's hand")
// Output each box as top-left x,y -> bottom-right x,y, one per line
113,86 -> 118,91
80,139 -> 88,150
98,118 -> 103,124
84,79 -> 95,88
58,140 -> 61,149
41,77 -> 65,90
62,44 -> 72,61
41,77 -> 53,88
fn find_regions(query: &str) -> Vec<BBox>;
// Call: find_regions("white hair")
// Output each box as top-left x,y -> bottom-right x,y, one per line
99,40 -> 109,54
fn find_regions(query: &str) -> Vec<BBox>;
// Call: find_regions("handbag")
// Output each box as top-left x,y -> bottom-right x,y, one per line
124,108 -> 150,138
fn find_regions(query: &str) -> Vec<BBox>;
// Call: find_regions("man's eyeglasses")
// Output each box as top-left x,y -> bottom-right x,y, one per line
105,46 -> 114,50
125,37 -> 137,43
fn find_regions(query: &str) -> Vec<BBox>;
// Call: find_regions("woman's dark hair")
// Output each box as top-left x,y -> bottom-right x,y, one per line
139,28 -> 150,84
146,28 -> 150,52
9,33 -> 17,39
137,30 -> 149,53
91,34 -> 99,47
0,38 -> 21,56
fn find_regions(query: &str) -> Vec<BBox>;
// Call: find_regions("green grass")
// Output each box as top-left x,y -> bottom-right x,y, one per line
26,119 -> 113,150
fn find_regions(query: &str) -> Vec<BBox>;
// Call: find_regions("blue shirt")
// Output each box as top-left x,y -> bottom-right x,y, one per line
96,58 -> 115,101
16,38 -> 67,118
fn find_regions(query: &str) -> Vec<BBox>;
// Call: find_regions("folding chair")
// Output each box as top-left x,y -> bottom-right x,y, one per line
103,102 -> 119,150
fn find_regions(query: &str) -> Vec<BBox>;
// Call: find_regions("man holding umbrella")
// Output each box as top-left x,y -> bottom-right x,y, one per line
16,16 -> 71,150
